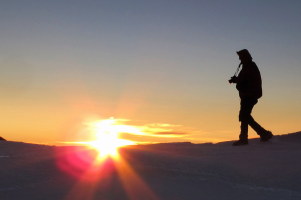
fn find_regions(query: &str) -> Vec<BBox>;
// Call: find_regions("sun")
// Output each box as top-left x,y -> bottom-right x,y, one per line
86,118 -> 135,159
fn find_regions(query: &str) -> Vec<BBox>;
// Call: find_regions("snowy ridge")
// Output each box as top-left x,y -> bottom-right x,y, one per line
1,132 -> 301,200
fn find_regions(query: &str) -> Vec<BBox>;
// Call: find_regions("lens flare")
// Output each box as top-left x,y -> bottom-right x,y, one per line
56,118 -> 158,199
86,118 -> 135,159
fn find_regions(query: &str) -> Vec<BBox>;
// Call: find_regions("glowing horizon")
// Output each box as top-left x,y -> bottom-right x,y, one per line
54,117 -> 191,147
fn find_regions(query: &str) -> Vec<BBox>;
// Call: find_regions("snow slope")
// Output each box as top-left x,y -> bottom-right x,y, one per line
1,132 -> 301,200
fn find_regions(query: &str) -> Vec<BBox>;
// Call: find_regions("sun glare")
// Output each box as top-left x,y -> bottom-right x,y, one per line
86,118 -> 135,159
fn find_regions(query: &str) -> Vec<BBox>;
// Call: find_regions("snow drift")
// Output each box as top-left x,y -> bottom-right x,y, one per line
1,132 -> 301,200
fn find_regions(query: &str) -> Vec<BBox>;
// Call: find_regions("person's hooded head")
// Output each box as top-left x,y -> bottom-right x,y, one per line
237,49 -> 253,63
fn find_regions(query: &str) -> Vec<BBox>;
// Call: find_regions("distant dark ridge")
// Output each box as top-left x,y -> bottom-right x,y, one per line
147,142 -> 193,146
130,142 -> 194,151
0,136 -> 6,141
216,131 -> 301,145
131,131 -> 301,150
276,131 -> 301,143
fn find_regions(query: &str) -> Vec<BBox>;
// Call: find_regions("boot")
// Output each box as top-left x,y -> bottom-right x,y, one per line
260,131 -> 273,142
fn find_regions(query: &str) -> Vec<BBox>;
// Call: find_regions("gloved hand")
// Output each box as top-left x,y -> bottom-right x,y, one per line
228,76 -> 238,84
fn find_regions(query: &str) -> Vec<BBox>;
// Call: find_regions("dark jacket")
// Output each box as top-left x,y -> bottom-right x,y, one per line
236,61 -> 262,99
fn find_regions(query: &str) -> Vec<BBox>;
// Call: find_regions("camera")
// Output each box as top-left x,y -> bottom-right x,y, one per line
228,76 -> 237,84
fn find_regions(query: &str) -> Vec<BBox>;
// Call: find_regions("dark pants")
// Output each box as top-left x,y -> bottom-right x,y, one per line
239,98 -> 266,140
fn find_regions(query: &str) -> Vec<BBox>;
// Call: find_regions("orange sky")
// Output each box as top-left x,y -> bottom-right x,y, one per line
1,85 -> 300,145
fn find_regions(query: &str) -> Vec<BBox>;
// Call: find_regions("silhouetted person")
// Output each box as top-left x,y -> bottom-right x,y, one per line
229,49 -> 273,146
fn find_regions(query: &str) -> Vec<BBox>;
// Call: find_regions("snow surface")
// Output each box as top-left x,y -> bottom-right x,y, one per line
1,132 -> 301,200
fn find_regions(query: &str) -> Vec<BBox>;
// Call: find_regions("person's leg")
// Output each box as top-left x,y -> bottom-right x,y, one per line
238,98 -> 257,141
249,117 -> 273,141
239,122 -> 248,141
248,116 -> 267,136
240,98 -> 273,142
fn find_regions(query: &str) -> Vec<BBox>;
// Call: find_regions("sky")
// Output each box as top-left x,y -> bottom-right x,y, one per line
1,0 -> 301,144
